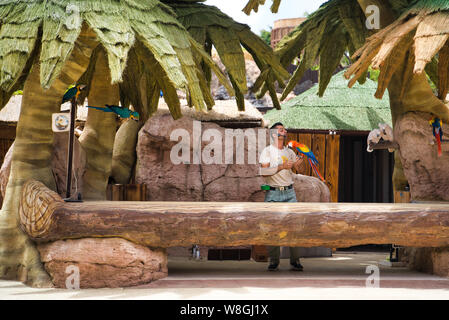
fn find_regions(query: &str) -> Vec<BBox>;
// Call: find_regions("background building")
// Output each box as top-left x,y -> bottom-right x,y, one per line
271,18 -> 306,48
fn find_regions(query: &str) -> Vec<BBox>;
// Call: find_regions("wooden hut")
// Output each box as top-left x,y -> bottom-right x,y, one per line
264,71 -> 394,203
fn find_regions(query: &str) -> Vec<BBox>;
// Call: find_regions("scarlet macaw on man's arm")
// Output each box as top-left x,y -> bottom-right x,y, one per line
287,140 -> 325,182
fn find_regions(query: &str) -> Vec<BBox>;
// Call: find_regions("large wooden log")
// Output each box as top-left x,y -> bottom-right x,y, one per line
19,180 -> 449,248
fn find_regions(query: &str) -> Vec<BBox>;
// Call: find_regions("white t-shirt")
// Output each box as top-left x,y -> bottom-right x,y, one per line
259,144 -> 296,187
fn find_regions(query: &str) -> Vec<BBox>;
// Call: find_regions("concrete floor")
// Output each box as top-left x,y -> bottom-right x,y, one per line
1,252 -> 449,300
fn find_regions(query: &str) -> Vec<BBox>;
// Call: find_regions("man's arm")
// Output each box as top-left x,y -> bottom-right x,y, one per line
260,161 -> 293,176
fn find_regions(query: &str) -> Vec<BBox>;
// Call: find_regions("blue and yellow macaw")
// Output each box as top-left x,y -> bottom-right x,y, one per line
87,105 -> 140,121
62,84 -> 85,104
288,140 -> 325,181
430,117 -> 443,156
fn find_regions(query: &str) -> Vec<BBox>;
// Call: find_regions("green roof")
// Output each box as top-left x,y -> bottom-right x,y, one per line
264,71 -> 392,131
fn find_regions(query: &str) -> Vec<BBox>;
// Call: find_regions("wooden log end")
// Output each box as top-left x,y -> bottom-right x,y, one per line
19,179 -> 63,239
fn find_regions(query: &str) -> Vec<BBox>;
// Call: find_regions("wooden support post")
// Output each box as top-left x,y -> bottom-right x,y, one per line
65,98 -> 77,200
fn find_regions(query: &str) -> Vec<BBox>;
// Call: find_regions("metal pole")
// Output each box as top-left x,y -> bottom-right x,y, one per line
65,98 -> 77,199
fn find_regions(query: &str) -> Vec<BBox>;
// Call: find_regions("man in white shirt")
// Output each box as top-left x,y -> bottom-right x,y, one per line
259,122 -> 305,271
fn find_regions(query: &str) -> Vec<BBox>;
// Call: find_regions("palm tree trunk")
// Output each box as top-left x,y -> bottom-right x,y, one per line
0,26 -> 97,287
111,70 -> 155,185
111,119 -> 142,184
79,49 -> 119,200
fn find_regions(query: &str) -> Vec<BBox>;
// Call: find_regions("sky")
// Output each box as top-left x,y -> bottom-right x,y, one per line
204,0 -> 328,34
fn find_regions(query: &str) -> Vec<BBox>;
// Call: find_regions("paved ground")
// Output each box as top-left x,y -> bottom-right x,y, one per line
1,252 -> 449,300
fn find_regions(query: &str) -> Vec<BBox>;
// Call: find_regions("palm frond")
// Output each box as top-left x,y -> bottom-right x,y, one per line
83,10 -> 135,85
171,2 -> 288,111
242,0 -> 281,15
40,2 -> 83,89
345,2 -> 449,100
0,0 -> 42,91
1,0 -> 236,117
276,0 -> 365,99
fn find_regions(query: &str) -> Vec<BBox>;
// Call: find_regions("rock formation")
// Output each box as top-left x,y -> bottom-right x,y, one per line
38,238 -> 167,288
135,111 -> 330,202
395,112 -> 449,201
401,247 -> 449,278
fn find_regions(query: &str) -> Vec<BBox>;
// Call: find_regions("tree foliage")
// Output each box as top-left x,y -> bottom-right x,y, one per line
260,29 -> 272,47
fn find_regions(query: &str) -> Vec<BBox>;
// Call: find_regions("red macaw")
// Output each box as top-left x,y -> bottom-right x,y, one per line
430,117 -> 443,156
288,140 -> 325,182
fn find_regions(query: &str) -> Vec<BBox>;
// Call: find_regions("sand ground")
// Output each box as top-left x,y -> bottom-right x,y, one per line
1,252 -> 449,300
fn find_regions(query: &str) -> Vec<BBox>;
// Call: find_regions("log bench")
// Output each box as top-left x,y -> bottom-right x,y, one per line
18,179 -> 449,288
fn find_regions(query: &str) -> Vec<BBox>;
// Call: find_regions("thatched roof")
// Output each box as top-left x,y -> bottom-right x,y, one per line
263,71 -> 392,131
242,0 -> 415,16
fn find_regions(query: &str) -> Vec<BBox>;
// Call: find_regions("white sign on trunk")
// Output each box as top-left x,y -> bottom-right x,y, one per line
52,113 -> 70,132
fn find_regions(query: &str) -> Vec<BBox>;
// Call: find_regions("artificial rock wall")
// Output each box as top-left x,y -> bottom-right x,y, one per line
135,112 -> 330,203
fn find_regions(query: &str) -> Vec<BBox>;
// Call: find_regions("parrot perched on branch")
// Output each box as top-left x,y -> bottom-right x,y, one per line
287,140 -> 325,182
430,117 -> 443,156
62,84 -> 86,104
87,105 -> 140,121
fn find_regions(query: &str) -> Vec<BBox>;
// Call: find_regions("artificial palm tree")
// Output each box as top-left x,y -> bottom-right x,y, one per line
0,0 -> 288,287
0,0 -> 236,286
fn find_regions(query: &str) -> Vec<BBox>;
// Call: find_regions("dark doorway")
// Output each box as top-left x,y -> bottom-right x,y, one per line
337,134 -> 395,252
338,134 -> 394,203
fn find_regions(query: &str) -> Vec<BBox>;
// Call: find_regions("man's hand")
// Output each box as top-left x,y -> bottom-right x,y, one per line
293,155 -> 304,173
283,160 -> 294,170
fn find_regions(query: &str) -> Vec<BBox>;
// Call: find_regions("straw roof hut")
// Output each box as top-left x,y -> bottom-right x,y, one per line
264,71 -> 392,131
264,71 -> 393,203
